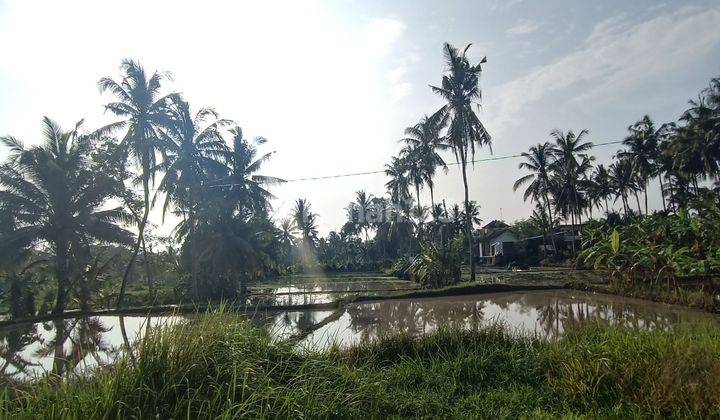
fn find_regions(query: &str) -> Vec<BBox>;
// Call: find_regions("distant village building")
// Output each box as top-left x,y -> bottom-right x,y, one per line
475,220 -> 583,266
476,220 -> 520,265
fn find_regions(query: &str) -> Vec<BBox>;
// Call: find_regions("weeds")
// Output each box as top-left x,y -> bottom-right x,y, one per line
1,311 -> 719,419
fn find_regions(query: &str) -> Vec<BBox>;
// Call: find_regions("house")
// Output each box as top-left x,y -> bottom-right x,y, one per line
476,221 -> 584,265
476,221 -> 520,264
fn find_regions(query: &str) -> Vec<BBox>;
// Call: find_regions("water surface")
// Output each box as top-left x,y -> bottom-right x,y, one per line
1,290 -> 716,382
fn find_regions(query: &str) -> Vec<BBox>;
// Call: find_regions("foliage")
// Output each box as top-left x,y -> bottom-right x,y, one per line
3,314 -> 720,418
0,119 -> 133,314
580,205 -> 720,287
408,236 -> 465,288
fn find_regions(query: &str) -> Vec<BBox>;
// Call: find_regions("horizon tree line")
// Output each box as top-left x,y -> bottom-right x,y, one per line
513,75 -> 720,255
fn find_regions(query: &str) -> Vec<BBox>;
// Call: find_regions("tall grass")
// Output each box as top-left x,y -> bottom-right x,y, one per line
2,310 -> 719,418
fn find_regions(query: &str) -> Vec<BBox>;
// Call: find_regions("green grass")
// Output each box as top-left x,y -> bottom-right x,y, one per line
568,280 -> 720,313
2,310 -> 720,419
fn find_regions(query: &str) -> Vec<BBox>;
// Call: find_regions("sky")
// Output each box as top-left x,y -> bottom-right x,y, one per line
1,0 -> 719,236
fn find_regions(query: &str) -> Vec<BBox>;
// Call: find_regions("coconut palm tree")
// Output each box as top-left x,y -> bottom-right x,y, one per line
618,115 -> 660,215
216,127 -> 285,216
384,156 -> 411,203
293,198 -> 319,250
430,43 -> 492,281
348,190 -> 374,241
589,164 -> 614,214
609,158 -> 637,217
529,203 -> 556,258
460,200 -> 483,230
0,118 -> 133,314
549,129 -> 593,249
154,99 -> 230,219
513,142 -> 557,251
98,59 -> 175,309
400,113 -> 449,207
399,145 -> 427,214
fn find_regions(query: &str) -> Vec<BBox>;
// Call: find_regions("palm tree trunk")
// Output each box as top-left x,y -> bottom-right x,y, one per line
141,236 -> 155,302
576,210 -> 583,254
634,193 -> 642,215
658,175 -> 667,211
604,197 -> 609,215
544,194 -> 557,256
52,241 -> 69,315
118,176 -> 150,309
119,315 -> 136,365
569,211 -> 576,256
415,184 -> 421,214
51,320 -> 67,376
643,182 -> 649,215
429,183 -> 435,209
460,156 -> 476,281
622,194 -> 629,217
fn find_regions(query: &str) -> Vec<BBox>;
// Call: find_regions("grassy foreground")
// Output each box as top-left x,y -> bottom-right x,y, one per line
2,313 -> 720,419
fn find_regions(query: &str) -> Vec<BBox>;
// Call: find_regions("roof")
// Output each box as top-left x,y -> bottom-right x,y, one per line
481,220 -> 509,230
479,228 -> 518,242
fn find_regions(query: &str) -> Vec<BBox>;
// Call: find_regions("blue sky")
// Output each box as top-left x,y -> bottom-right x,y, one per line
1,0 -> 719,234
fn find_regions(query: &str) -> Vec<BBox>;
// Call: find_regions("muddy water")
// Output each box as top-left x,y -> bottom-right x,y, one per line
1,290 -> 716,381
292,290 -> 719,350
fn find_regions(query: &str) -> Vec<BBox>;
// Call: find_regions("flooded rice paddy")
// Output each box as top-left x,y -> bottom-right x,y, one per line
1,272 -> 717,382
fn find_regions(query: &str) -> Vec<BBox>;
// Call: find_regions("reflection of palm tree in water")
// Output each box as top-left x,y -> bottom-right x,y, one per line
36,318 -> 115,378
0,323 -> 40,382
535,297 -> 680,338
344,299 -> 488,341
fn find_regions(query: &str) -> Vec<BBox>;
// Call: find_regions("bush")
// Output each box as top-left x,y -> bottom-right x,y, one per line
580,207 -> 720,287
408,236 -> 464,288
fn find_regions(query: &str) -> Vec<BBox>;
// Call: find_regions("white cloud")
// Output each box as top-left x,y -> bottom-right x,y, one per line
505,19 -> 539,37
389,82 -> 413,104
487,0 -> 525,12
487,7 -> 720,136
386,66 -> 408,84
359,18 -> 406,57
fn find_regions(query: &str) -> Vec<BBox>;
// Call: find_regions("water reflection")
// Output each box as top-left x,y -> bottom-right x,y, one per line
296,290 -> 719,349
1,290 -> 717,382
0,316 -> 182,382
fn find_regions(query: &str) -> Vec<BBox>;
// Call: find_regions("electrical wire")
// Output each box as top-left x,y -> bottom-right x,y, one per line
131,139 -> 625,190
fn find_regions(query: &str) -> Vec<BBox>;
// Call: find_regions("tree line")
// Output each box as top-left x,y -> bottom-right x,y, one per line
513,74 -> 720,255
1,45 -> 717,317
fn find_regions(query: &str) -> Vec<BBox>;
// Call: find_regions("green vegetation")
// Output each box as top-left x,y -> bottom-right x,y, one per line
513,76 -> 720,257
577,204 -> 720,312
2,312 -> 719,418
0,42 -> 500,317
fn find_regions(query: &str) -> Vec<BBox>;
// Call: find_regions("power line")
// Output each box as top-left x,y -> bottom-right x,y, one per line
130,139 -> 625,190
280,139 -> 624,183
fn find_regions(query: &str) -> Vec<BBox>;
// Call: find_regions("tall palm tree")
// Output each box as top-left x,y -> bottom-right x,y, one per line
350,190 -> 374,240
430,43 -> 492,281
618,115 -> 659,215
529,203 -> 555,257
293,198 -> 319,250
550,129 -> 593,252
654,122 -> 677,211
609,158 -> 637,217
400,113 -> 449,207
99,59 -> 175,309
589,164 -> 613,214
154,99 -> 230,219
400,145 -> 426,214
277,218 -> 298,259
384,156 -> 411,203
0,118 -> 133,314
513,142 -> 557,252
217,127 -> 285,216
